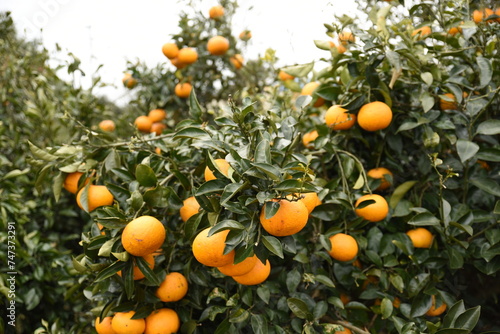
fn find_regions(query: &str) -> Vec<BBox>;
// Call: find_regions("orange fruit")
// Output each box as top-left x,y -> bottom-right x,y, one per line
180,196 -> 200,222
122,73 -> 137,89
357,101 -> 393,131
412,26 -> 432,39
209,5 -> 224,19
218,254 -> 258,276
278,70 -> 294,81
338,31 -> 355,45
406,228 -> 434,248
174,82 -> 192,98
439,93 -> 457,110
148,109 -> 166,123
232,259 -> 271,285
134,115 -> 153,133
335,328 -> 352,334
325,105 -> 356,130
355,194 -> 389,222
393,297 -> 401,308
230,54 -> 244,69
259,199 -> 309,237
76,185 -> 114,212
367,167 -> 393,191
177,47 -> 198,64
447,26 -> 462,36
426,295 -> 447,316
121,216 -> 166,257
328,233 -> 358,262
64,171 -> 86,194
117,253 -> 155,280
204,158 -> 230,181
298,192 -> 322,214
95,316 -> 116,334
207,36 -> 230,56
144,308 -> 180,334
156,272 -> 189,302
111,311 -> 145,334
329,41 -> 347,54
99,120 -> 116,132
473,8 -> 494,23
192,228 -> 235,267
340,293 -> 351,305
302,130 -> 319,148
150,122 -> 166,135
239,30 -> 252,41
301,82 -> 324,107
162,43 -> 179,59
170,57 -> 186,69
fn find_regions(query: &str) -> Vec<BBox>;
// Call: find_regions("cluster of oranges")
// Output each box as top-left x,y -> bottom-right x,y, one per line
63,171 -> 114,213
134,108 -> 167,135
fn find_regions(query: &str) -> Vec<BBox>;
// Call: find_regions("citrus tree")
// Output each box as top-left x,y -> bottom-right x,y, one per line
14,0 -> 500,333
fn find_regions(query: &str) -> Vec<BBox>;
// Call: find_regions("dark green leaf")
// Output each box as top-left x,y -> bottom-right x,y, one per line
189,89 -> 203,121
282,62 -> 314,77
196,179 -> 228,195
262,236 -> 284,259
28,141 -> 57,161
408,273 -> 430,297
477,56 -> 492,88
174,127 -> 209,139
286,268 -> 301,292
381,297 -> 393,319
135,256 -> 161,286
135,164 -> 157,187
454,306 -> 480,330
476,119 -> 500,135
209,220 -> 245,236
255,139 -> 271,164
287,298 -> 312,320
456,140 -> 479,163
443,300 -> 466,328
408,212 -> 440,226
470,178 -> 500,197
449,247 -> 464,269
251,314 -> 268,334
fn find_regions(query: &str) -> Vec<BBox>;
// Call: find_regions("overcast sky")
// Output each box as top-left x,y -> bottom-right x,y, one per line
1,0 -> 358,105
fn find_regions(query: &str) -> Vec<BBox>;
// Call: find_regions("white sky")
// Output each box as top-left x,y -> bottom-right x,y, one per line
1,0 -> 358,106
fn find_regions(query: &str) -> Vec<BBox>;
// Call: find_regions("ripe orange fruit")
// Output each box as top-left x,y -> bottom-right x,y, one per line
207,36 -> 230,56
209,5 -> 224,19
177,47 -> 198,64
329,41 -> 347,54
174,82 -> 192,98
302,130 -> 319,148
99,120 -> 116,132
122,73 -> 137,89
239,30 -> 252,41
393,297 -> 401,308
278,70 -> 294,81
204,158 -> 230,181
95,316 -> 116,334
117,253 -> 155,280
170,57 -> 186,69
406,228 -> 434,248
338,31 -> 355,45
156,272 -> 188,302
447,26 -> 462,36
218,254 -> 258,276
192,228 -> 235,267
180,196 -> 200,222
412,26 -> 432,39
325,105 -> 357,130
111,311 -> 145,334
355,194 -> 389,222
259,199 -> 309,237
335,328 -> 352,334
148,109 -> 166,123
232,259 -> 271,285
439,93 -> 457,110
426,295 -> 447,316
301,82 -> 324,107
64,171 -> 86,194
340,293 -> 351,305
473,8 -> 494,23
144,308 -> 180,334
298,192 -> 322,214
76,185 -> 114,212
230,54 -> 244,69
121,216 -> 166,257
162,43 -> 179,59
150,122 -> 166,135
367,167 -> 393,191
357,101 -> 393,131
328,233 -> 358,262
134,115 -> 153,133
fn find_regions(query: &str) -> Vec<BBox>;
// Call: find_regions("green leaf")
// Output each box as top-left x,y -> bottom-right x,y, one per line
251,163 -> 282,181
381,297 -> 393,319
196,179 -> 228,195
476,56 -> 492,88
389,273 -> 404,293
286,268 -> 301,292
295,95 -> 312,109
434,330 -> 470,334
257,286 -> 270,304
389,181 -> 417,209
476,148 -> 500,162
454,306 -> 481,330
420,92 -> 435,113
251,314 -> 268,334
189,88 -> 203,121
255,139 -> 271,164
214,318 -> 231,334
449,247 -> 464,269
72,256 -> 87,273
229,308 -> 250,323
408,273 -> 430,297
209,220 -> 245,236
408,212 -> 440,226
95,261 -> 127,282
443,300 -> 466,328
264,201 -> 280,219
287,298 -> 312,320
421,72 -> 433,86
135,164 -> 157,187
282,62 -> 314,78
470,178 -> 500,197
28,141 -> 58,161
274,180 -> 318,193
476,119 -> 500,135
315,275 -> 335,288
262,236 -> 284,258
456,140 -> 479,163
174,127 -> 209,139
135,256 -> 161,285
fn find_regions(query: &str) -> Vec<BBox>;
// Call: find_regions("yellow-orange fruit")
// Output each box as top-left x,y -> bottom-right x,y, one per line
209,5 -> 224,19
76,185 -> 114,212
162,43 -> 179,59
204,158 -> 230,181
259,199 -> 309,237
156,272 -> 188,302
325,105 -> 356,130
177,48 -> 198,64
174,82 -> 192,98
367,167 -> 393,191
207,36 -> 230,56
232,259 -> 271,285
180,196 -> 200,222
327,233 -> 358,262
218,254 -> 258,276
357,101 -> 392,131
121,216 -> 166,257
354,194 -> 389,222
192,228 -> 235,267
99,120 -> 116,132
134,115 -> 153,133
